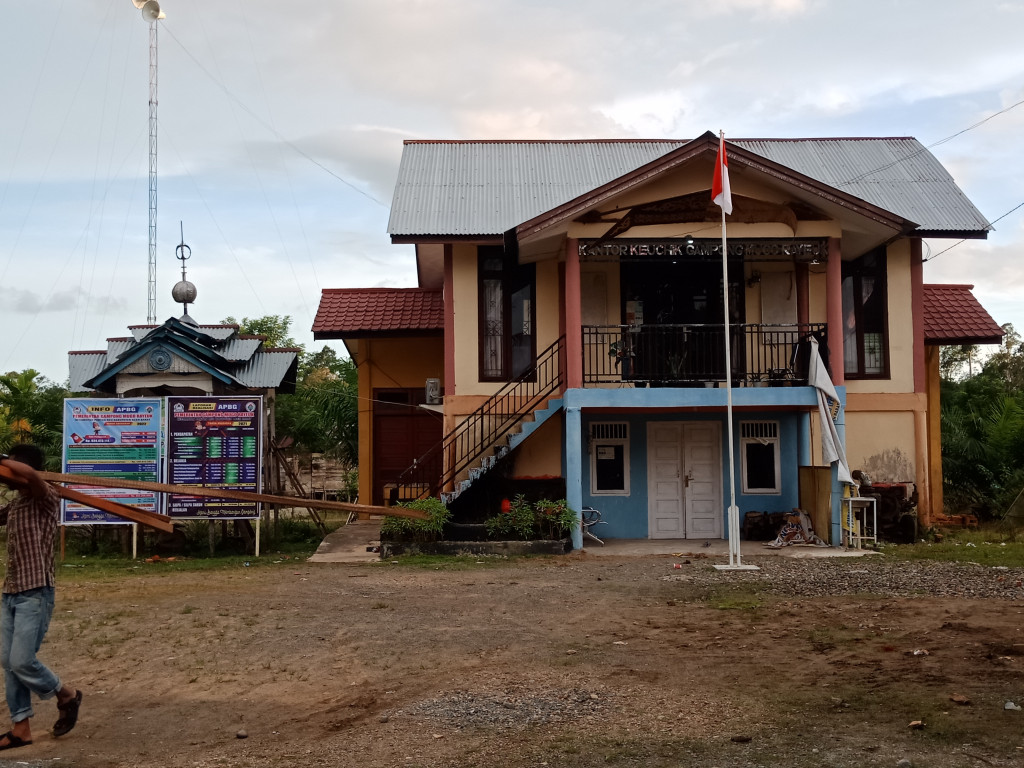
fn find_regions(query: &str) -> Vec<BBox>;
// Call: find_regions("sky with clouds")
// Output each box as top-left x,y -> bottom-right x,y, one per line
2,0 -> 1022,383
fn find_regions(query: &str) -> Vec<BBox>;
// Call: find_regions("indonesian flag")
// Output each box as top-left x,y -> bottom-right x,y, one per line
712,133 -> 733,215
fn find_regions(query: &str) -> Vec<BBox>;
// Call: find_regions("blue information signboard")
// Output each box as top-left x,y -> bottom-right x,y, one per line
61,398 -> 163,525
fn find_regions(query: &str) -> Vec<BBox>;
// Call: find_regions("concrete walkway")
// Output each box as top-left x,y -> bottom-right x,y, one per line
307,519 -> 383,563
308,520 -> 875,563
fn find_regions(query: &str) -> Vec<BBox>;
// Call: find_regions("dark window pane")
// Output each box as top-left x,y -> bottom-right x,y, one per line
594,444 -> 625,492
744,442 -> 776,490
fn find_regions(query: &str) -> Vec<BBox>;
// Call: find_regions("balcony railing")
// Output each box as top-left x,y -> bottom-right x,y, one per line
583,323 -> 828,386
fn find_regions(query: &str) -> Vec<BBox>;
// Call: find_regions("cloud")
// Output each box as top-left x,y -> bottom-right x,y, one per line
9,289 -> 83,315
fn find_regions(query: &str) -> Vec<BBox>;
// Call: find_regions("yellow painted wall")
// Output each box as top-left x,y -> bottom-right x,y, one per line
354,335 -> 444,505
845,409 -> 917,484
511,415 -> 564,478
535,260 -> 561,351
451,243 -> 488,395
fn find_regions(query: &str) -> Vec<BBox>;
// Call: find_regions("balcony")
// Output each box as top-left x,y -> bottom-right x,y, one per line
583,323 -> 828,387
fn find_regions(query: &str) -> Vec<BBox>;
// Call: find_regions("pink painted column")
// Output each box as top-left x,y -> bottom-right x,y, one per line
565,237 -> 583,389
826,237 -> 844,386
443,245 -> 456,397
910,237 -> 931,524
910,238 -> 925,394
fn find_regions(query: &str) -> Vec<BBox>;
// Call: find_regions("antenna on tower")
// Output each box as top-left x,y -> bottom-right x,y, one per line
132,0 -> 165,324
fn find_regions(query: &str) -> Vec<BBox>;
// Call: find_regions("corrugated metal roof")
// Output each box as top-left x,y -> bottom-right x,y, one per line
736,138 -> 990,233
233,350 -> 298,389
68,352 -> 107,392
70,319 -> 297,393
388,138 -> 990,237
128,323 -> 238,342
106,339 -> 135,362
217,337 -> 263,362
923,284 -> 1004,344
388,140 -> 676,237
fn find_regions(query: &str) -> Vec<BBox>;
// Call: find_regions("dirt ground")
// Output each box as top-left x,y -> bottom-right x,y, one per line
4,551 -> 1024,768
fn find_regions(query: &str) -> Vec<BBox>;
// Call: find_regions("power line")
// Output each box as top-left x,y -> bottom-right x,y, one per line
924,199 -> 1024,262
838,95 -> 1024,187
160,23 -> 386,208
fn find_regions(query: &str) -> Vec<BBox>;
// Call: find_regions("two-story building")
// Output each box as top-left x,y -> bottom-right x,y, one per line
313,131 -> 999,548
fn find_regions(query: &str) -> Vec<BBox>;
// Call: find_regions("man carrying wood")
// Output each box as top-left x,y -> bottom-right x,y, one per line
0,445 -> 81,749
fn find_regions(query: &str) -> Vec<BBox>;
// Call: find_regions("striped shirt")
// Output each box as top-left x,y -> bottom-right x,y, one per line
0,483 -> 59,594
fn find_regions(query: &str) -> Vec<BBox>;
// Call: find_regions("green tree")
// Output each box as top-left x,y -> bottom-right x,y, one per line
940,324 -> 1024,518
222,315 -> 302,352
286,354 -> 359,463
220,315 -> 358,464
939,344 -> 979,382
0,370 -> 68,465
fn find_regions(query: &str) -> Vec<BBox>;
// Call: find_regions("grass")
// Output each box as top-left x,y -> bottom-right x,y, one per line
882,523 -> 1024,567
4,519 -> 1017,585
52,550 -> 318,583
377,553 -> 538,569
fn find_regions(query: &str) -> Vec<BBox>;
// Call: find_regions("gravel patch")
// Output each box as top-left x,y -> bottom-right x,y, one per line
661,555 -> 1024,600
396,687 -> 614,730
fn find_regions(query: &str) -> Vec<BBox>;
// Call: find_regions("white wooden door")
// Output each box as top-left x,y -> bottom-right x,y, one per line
683,422 -> 723,538
647,423 -> 685,538
647,421 -> 723,539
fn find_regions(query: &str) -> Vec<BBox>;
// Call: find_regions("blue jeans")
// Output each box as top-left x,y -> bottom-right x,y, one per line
1,588 -> 61,723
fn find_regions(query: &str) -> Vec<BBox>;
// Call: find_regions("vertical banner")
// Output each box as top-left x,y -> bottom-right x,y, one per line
61,398 -> 163,525
166,396 -> 263,519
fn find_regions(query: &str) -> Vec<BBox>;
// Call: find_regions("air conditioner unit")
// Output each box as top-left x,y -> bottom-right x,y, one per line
425,378 -> 442,405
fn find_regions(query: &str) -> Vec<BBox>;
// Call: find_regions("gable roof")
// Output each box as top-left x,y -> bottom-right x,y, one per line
923,284 -> 1004,345
69,316 -> 299,393
389,134 -> 990,240
312,288 -> 444,339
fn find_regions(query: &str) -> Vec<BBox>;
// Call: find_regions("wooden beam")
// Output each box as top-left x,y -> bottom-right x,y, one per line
38,471 -> 429,520
56,486 -> 174,533
0,465 -> 174,533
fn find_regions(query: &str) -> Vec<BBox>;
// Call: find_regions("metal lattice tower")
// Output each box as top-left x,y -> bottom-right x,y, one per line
147,18 -> 158,324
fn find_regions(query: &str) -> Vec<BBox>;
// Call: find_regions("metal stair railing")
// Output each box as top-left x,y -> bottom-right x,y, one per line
393,335 -> 565,500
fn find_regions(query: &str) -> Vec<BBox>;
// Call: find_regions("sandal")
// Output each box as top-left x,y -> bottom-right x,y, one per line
0,730 -> 32,750
53,690 -> 82,737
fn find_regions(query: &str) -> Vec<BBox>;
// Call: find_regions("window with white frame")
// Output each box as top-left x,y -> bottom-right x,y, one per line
740,421 -> 781,494
590,422 -> 629,495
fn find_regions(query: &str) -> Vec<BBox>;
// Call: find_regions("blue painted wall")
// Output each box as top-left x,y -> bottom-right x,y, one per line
577,411 -> 806,539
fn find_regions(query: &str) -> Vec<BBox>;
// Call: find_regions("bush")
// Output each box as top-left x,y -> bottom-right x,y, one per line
484,496 -> 577,541
380,497 -> 451,542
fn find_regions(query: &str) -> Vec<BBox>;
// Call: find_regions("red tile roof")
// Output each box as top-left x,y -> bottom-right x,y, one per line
923,284 -> 1003,345
312,288 -> 444,338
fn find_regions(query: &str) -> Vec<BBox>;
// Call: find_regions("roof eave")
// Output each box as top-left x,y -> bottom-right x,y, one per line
917,229 -> 990,240
391,234 -> 503,245
926,335 -> 1004,346
313,329 -> 443,341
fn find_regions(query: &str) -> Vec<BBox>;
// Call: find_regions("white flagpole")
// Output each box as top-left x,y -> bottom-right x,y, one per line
713,131 -> 757,572
720,183 -> 740,567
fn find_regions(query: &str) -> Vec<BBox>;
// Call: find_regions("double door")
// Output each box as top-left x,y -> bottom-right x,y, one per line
647,422 -> 723,539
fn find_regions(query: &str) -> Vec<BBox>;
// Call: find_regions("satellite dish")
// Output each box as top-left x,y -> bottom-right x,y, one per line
140,0 -> 165,21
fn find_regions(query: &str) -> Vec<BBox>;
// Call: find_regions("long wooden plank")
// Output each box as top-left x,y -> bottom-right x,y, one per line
56,486 -> 175,533
1,465 -> 174,533
38,471 -> 429,521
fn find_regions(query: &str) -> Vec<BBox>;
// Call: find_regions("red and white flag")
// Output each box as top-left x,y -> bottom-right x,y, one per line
712,133 -> 733,215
